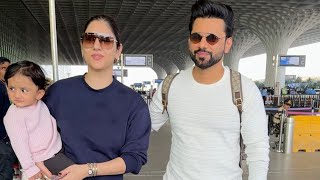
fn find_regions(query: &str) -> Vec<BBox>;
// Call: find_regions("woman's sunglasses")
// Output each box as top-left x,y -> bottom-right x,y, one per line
81,33 -> 118,49
190,32 -> 225,46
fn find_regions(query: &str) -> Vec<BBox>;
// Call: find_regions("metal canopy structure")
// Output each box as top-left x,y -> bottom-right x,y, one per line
0,0 -> 320,79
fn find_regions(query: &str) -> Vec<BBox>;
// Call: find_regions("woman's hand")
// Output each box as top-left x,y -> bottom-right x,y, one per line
59,164 -> 88,180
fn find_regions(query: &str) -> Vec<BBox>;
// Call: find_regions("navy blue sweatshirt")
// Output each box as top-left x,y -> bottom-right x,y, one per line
0,81 -> 10,140
44,76 -> 151,180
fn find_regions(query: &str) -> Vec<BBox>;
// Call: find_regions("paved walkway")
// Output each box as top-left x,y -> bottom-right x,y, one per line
125,123 -> 320,180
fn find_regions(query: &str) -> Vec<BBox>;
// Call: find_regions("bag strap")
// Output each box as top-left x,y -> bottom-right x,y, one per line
230,69 -> 243,113
161,73 -> 179,114
230,69 -> 246,167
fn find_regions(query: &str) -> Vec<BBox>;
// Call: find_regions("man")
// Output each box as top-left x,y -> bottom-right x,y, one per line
272,99 -> 292,135
149,1 -> 269,180
261,87 -> 268,104
0,57 -> 15,180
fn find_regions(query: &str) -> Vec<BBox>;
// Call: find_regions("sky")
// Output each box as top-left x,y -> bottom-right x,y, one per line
69,42 -> 320,86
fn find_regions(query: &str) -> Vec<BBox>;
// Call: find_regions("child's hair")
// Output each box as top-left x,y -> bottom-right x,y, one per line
4,60 -> 49,90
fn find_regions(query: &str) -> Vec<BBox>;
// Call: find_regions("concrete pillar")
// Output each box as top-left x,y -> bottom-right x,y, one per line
153,55 -> 179,76
152,63 -> 167,79
224,30 -> 260,70
245,9 -> 320,90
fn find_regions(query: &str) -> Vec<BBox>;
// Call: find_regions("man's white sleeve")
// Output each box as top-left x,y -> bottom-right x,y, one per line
241,79 -> 270,180
149,83 -> 169,131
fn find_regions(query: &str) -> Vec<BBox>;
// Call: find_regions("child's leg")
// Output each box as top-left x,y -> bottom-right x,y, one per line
44,152 -> 74,175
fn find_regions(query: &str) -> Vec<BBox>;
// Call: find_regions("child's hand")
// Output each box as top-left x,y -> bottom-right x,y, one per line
28,171 -> 43,180
35,161 -> 53,178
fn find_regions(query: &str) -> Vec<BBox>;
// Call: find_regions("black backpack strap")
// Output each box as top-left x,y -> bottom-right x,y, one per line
161,73 -> 179,114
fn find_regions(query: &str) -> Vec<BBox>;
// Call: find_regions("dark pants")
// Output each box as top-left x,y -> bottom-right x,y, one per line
262,96 -> 267,104
0,140 -> 16,180
44,151 -> 74,175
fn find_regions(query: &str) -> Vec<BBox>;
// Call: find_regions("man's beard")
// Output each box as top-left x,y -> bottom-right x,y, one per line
189,48 -> 224,69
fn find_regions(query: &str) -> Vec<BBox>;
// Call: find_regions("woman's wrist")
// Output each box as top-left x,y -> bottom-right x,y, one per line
87,163 -> 98,177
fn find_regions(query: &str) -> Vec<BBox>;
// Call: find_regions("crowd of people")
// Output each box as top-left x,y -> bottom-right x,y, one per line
281,86 -> 319,95
1,1 -> 270,180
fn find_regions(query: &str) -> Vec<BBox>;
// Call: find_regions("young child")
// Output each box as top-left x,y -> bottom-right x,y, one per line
3,60 -> 73,180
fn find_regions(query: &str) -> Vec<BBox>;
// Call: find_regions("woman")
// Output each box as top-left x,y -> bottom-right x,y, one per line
43,15 -> 151,180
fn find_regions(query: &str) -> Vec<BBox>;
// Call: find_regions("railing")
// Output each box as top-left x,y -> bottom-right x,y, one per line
281,94 -> 320,108
265,94 -> 320,108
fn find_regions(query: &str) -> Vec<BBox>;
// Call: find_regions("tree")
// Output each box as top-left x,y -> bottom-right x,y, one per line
296,76 -> 302,83
306,77 -> 314,88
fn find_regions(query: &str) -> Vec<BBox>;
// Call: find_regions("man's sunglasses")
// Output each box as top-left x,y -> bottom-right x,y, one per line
190,32 -> 225,46
81,33 -> 118,49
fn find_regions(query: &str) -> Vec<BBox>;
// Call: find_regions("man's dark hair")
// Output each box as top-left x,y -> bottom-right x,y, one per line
0,57 -> 10,64
283,99 -> 292,106
189,0 -> 234,38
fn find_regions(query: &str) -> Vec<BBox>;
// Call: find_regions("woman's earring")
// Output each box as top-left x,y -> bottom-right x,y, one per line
114,58 -> 118,64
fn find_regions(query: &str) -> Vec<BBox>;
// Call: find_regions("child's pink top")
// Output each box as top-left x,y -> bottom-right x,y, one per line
4,100 -> 62,178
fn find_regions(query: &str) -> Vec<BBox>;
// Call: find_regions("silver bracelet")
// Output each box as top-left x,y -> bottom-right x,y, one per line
87,163 -> 98,177
93,163 -> 98,176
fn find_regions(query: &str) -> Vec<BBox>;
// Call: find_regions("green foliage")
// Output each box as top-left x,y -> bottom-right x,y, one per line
254,81 -> 265,88
286,77 -> 320,89
296,77 -> 302,83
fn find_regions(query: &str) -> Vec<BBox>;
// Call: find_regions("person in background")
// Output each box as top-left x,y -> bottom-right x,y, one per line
43,14 -> 151,180
305,88 -> 316,95
273,99 -> 292,134
149,0 -> 269,179
0,57 -> 16,180
261,87 -> 268,105
4,60 -> 74,180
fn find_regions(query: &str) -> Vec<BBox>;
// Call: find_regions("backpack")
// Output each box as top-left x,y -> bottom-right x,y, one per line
161,69 -> 246,168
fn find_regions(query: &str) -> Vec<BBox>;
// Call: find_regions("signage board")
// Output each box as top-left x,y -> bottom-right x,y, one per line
279,55 -> 306,67
113,69 -> 128,77
123,54 -> 153,67
154,79 -> 163,84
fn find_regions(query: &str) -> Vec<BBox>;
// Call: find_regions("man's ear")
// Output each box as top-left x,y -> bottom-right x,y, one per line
36,89 -> 45,100
224,37 -> 233,53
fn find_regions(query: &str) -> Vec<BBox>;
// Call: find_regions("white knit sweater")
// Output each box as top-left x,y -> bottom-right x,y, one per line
149,66 -> 269,180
